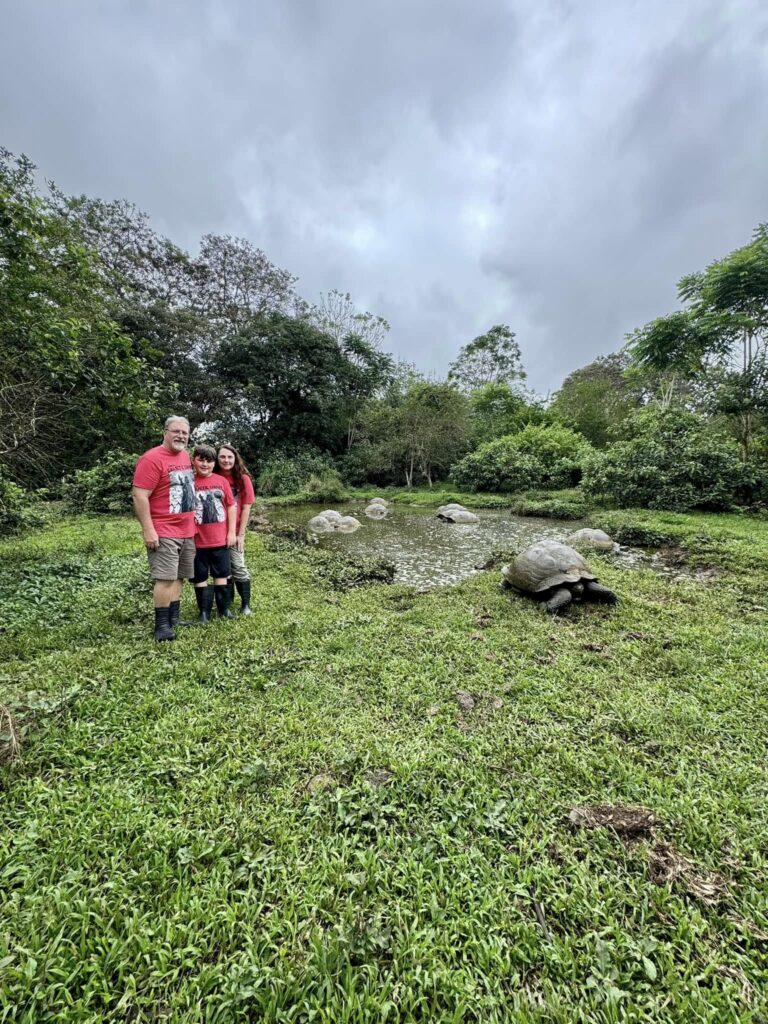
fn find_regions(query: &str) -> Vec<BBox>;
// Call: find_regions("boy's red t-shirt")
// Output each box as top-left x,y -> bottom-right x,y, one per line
220,470 -> 255,534
193,472 -> 235,548
132,445 -> 195,538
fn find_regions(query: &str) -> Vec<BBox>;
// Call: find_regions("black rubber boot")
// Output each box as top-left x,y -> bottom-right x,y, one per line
195,586 -> 214,624
214,583 -> 235,619
235,579 -> 252,616
170,598 -> 193,628
153,606 -> 175,642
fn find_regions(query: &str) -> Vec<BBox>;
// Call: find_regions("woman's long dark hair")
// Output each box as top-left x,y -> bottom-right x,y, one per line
215,443 -> 252,486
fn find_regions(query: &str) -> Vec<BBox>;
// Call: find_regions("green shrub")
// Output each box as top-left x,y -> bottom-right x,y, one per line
61,450 -> 138,514
510,489 -> 593,520
303,469 -> 345,503
450,424 -> 592,493
582,409 -> 755,512
0,471 -> 46,532
256,451 -> 339,497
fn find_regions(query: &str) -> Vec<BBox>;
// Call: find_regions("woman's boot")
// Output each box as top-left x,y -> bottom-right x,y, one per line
235,579 -> 252,616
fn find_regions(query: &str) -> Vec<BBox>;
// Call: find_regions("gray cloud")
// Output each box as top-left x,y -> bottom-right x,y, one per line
2,0 -> 767,392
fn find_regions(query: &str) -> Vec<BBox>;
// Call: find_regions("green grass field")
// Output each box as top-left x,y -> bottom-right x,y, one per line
1,507 -> 767,1022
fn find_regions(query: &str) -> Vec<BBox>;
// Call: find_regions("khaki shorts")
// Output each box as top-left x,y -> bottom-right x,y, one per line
147,537 -> 196,580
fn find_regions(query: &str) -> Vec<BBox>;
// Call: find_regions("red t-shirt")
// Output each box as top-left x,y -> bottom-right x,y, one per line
133,446 -> 196,538
193,472 -> 235,548
220,470 -> 255,534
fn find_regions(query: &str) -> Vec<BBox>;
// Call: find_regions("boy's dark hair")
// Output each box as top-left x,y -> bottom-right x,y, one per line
193,444 -> 217,462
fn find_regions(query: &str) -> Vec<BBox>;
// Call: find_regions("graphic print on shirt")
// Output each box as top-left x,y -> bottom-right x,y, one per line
195,487 -> 226,525
169,469 -> 195,514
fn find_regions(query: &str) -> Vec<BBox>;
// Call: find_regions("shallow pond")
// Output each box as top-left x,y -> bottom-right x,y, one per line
268,502 -> 583,588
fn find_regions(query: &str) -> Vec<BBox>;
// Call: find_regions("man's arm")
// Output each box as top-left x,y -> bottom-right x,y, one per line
132,487 -> 160,550
235,502 -> 252,552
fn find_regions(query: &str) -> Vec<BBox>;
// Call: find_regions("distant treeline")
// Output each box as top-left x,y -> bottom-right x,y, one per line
1,147 -> 766,523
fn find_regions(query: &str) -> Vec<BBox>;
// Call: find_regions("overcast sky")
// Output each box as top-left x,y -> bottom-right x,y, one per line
2,0 -> 767,392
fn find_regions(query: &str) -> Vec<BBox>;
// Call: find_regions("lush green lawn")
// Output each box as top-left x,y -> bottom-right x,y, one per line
1,508 -> 767,1022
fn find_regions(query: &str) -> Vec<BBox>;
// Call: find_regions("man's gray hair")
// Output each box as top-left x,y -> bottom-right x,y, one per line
164,415 -> 190,431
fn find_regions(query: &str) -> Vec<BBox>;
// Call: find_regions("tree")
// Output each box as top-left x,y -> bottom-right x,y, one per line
211,313 -> 392,462
470,382 -> 547,444
360,382 -> 470,488
629,226 -> 768,458
550,352 -> 643,447
309,289 -> 390,349
338,334 -> 394,449
0,150 -> 165,485
448,325 -> 525,391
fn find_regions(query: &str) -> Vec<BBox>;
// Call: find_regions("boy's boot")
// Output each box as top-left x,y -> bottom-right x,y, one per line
235,579 -> 252,616
226,578 -> 236,612
195,586 -> 214,624
153,606 -> 175,642
214,583 -> 235,619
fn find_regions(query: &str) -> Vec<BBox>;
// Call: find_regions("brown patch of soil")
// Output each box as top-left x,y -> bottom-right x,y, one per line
648,841 -> 728,904
568,804 -> 659,837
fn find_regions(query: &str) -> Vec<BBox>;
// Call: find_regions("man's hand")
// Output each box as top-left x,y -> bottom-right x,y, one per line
143,528 -> 160,551
227,532 -> 237,549
234,535 -> 245,553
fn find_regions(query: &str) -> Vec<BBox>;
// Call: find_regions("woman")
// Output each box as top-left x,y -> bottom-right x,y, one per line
215,443 -> 255,615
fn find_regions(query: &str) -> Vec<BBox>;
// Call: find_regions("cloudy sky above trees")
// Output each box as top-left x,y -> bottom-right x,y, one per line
2,0 -> 767,392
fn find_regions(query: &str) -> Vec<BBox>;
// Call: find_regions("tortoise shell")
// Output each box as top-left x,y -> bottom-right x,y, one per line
502,540 -> 596,593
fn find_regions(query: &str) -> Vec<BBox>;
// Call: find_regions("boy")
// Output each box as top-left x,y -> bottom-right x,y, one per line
191,444 -> 236,622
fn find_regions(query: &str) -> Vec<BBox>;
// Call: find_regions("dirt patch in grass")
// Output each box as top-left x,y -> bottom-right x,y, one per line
568,803 -> 659,837
648,840 -> 729,904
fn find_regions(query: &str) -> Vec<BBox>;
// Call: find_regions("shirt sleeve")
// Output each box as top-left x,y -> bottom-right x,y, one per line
132,452 -> 162,490
241,475 -> 255,504
221,479 -> 235,507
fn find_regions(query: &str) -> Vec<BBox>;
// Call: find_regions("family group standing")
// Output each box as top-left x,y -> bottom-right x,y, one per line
132,416 -> 255,641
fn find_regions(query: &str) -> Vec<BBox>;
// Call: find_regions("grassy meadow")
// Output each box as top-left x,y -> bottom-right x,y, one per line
1,502 -> 767,1022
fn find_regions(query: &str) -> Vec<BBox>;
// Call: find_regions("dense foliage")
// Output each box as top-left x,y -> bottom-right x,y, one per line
61,449 -> 138,514
2,146 -> 767,508
451,424 -> 591,493
255,450 -> 342,499
582,408 -> 758,511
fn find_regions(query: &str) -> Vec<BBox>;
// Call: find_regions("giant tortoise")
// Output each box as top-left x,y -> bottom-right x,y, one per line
501,540 -> 618,613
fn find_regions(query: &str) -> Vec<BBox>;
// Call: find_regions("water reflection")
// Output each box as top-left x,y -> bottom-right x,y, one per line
268,502 -> 575,588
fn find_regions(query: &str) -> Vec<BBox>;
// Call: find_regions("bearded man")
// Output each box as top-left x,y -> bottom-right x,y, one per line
132,416 -> 195,641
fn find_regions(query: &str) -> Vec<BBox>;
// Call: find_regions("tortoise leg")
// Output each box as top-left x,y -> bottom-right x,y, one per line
500,579 -> 512,591
583,580 -> 618,604
544,587 -> 573,614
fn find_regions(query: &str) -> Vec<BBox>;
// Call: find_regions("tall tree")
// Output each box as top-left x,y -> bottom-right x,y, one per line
0,150 -> 165,484
550,352 -> 642,447
448,325 -> 525,391
309,289 -> 390,350
470,382 -> 547,444
629,226 -> 768,458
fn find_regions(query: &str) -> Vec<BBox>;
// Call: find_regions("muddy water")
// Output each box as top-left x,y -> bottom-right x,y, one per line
268,502 -> 583,588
